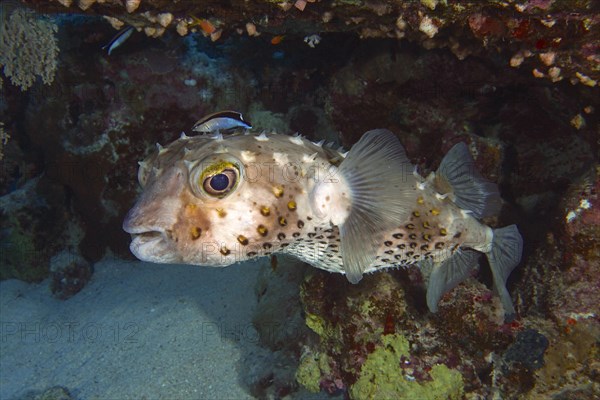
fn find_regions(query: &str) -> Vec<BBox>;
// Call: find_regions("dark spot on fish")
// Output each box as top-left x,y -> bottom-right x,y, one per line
292,232 -> 301,238
412,211 -> 420,218
273,186 -> 284,198
382,258 -> 390,263
420,244 -> 429,251
307,216 -> 313,221
406,223 -> 415,230
278,216 -> 287,226
237,235 -> 249,245
216,209 -> 227,218
220,247 -> 231,256
287,201 -> 297,211
263,243 -> 272,250
440,228 -> 448,236
257,225 -> 268,236
423,234 -> 432,242
316,235 -> 324,239
308,232 -> 316,238
423,221 -> 431,229
247,251 -> 257,257
260,206 -> 271,216
191,227 -> 202,240
394,255 -> 403,260
454,232 -> 462,239
384,241 -> 393,247
435,242 -> 445,250
277,232 -> 286,240
410,242 -> 417,249
385,250 -> 394,255
409,233 -> 417,240
392,233 -> 404,239
297,220 -> 305,228
397,244 -> 406,249
406,251 -> 414,257
280,243 -> 289,248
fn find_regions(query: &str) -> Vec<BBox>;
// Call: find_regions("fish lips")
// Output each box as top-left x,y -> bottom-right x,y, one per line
123,217 -> 181,264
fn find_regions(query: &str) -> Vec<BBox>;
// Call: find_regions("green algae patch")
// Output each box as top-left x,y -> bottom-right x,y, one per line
349,333 -> 464,400
1,218 -> 46,282
305,312 -> 335,339
296,352 -> 331,393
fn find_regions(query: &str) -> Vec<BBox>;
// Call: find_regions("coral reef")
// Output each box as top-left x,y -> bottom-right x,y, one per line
0,122 -> 9,160
244,256 -> 316,398
0,5 -> 59,90
299,269 -> 520,398
18,0 -> 600,86
50,249 -> 93,299
0,178 -> 71,282
349,334 -> 464,400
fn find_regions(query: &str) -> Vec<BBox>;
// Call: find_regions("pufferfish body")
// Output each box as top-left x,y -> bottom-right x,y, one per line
123,128 -> 523,316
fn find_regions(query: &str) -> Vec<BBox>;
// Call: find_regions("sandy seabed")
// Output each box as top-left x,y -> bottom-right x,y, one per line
0,256 -> 301,399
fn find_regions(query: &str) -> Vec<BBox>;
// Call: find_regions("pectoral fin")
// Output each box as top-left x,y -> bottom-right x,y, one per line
336,129 -> 416,283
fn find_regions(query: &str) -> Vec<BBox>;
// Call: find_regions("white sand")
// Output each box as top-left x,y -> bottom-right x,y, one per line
0,257 -> 272,399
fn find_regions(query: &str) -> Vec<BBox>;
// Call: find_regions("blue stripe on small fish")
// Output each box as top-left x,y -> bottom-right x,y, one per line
192,111 -> 252,133
103,26 -> 134,56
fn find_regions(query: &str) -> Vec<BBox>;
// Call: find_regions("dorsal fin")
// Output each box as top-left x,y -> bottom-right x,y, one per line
436,143 -> 502,218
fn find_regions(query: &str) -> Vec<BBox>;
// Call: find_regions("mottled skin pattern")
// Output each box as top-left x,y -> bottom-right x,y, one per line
124,131 -> 492,277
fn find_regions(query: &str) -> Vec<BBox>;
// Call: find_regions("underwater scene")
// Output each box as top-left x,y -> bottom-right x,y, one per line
0,0 -> 599,399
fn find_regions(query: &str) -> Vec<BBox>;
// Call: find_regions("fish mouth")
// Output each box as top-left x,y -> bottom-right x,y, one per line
127,229 -> 181,264
131,230 -> 163,244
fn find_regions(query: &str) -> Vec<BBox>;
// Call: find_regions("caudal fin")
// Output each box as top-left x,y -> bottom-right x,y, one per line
486,225 -> 523,317
436,142 -> 502,219
336,129 -> 416,283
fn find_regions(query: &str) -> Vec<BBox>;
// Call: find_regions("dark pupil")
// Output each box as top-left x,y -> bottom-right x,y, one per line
210,174 -> 230,191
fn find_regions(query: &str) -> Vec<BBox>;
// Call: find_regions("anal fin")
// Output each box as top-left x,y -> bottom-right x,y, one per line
425,249 -> 480,312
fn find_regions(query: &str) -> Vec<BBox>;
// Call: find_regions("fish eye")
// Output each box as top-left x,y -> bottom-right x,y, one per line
137,161 -> 151,188
188,156 -> 243,199
203,169 -> 237,195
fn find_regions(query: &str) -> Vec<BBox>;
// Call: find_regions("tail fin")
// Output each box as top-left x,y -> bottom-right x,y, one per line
486,225 -> 523,317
